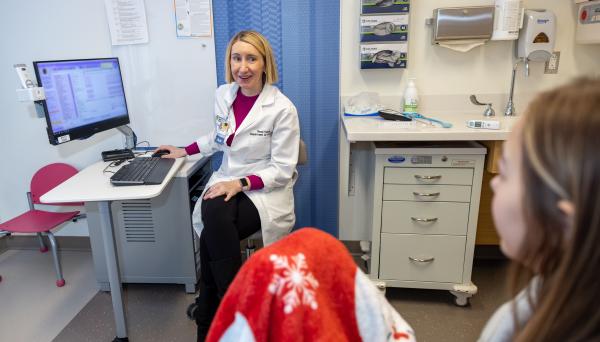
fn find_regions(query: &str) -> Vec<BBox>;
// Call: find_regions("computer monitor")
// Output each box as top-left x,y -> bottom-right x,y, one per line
33,58 -> 130,145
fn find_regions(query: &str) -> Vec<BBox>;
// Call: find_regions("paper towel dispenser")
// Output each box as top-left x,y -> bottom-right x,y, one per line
427,6 -> 495,44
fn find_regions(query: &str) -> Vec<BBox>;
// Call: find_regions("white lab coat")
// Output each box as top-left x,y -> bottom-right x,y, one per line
191,82 -> 300,246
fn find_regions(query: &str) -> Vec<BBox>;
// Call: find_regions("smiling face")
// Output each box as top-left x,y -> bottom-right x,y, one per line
230,41 -> 265,97
490,121 -> 528,261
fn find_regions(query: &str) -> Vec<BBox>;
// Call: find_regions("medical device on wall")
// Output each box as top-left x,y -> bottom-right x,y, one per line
576,0 -> 600,44
14,64 -> 46,102
32,58 -> 135,147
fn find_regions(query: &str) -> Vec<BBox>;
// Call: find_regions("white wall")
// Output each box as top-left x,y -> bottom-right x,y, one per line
341,0 -> 600,110
0,1 -> 216,236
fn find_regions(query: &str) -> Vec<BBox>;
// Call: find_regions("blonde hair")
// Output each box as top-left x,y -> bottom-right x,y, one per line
224,30 -> 278,85
510,77 -> 600,341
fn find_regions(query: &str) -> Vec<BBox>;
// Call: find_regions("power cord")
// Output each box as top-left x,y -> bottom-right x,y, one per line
102,160 -> 127,174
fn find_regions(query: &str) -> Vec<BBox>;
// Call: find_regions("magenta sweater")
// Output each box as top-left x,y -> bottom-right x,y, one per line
185,88 -> 264,190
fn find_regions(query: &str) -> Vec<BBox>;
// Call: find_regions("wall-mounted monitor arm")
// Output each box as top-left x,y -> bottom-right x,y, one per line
116,125 -> 137,149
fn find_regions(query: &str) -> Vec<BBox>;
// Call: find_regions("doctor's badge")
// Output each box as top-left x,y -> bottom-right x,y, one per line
215,115 -> 230,145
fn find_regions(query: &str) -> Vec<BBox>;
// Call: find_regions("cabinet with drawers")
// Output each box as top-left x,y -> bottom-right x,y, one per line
369,142 -> 486,305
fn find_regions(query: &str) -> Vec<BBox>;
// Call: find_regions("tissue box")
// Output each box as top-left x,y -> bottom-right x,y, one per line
360,43 -> 407,69
360,14 -> 409,42
362,0 -> 410,14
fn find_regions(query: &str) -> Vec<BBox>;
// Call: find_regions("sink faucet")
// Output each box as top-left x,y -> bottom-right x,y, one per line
470,95 -> 495,117
505,58 -> 525,116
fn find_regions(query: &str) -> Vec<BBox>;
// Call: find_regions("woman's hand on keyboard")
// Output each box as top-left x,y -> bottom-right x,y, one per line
203,180 -> 243,202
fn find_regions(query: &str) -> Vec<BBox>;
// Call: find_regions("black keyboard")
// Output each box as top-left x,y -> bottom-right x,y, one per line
110,157 -> 175,186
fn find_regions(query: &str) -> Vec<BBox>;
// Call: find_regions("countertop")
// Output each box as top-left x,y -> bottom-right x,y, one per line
342,111 -> 520,142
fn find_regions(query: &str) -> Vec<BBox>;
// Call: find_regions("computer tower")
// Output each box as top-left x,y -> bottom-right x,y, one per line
86,158 -> 211,293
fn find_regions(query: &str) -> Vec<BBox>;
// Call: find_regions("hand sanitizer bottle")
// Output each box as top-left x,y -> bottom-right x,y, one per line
403,78 -> 419,113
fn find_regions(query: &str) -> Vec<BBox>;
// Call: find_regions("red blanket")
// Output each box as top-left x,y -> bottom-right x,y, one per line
207,227 -> 415,342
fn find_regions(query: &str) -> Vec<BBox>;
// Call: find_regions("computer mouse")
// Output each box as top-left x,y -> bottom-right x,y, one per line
151,149 -> 170,158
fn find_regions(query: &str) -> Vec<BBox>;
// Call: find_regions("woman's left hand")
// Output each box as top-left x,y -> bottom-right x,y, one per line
203,180 -> 243,201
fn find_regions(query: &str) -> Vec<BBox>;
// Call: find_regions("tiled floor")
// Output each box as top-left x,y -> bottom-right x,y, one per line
55,259 -> 509,342
0,249 -> 98,342
386,259 -> 510,341
1,247 -> 509,342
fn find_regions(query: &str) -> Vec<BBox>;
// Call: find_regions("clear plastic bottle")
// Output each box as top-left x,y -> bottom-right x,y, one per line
403,78 -> 419,113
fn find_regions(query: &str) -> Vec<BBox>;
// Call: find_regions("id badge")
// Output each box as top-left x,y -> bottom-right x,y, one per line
215,116 -> 229,145
215,133 -> 225,145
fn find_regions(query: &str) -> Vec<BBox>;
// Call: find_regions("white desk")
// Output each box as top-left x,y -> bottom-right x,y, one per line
338,111 -> 520,240
41,158 -> 184,341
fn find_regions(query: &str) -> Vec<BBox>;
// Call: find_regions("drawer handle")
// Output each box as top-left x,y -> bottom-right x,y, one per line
411,217 -> 438,223
413,191 -> 440,197
409,256 -> 435,263
414,175 -> 442,180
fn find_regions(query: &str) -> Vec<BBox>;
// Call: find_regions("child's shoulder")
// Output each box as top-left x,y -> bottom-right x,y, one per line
478,277 -> 539,342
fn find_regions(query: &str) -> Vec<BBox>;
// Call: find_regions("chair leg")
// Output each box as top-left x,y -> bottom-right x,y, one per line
37,233 -> 48,253
245,238 -> 256,261
46,232 -> 65,287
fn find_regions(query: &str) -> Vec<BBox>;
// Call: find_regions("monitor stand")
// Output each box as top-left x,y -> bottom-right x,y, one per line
116,125 -> 137,149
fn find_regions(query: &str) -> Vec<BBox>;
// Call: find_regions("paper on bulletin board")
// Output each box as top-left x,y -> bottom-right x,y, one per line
175,0 -> 212,37
104,0 -> 149,45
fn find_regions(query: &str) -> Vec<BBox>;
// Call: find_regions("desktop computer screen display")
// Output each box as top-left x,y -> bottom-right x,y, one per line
33,58 -> 130,145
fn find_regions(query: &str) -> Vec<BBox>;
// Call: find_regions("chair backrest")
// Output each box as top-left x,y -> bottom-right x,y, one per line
30,163 -> 82,206
298,139 -> 308,166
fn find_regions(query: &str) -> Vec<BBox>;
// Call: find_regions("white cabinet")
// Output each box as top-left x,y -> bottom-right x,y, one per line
369,142 -> 486,306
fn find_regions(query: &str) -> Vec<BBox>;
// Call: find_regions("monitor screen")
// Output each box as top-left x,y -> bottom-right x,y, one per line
33,58 -> 130,145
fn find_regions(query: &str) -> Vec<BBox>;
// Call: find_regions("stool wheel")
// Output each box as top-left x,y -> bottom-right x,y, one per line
186,302 -> 197,321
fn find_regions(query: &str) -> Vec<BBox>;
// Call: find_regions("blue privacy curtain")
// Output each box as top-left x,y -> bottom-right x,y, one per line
212,1 -> 340,236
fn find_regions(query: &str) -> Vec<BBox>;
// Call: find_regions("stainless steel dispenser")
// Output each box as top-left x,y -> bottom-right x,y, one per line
429,6 -> 495,45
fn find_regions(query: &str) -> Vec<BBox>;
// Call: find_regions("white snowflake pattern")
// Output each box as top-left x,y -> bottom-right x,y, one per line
268,253 -> 320,314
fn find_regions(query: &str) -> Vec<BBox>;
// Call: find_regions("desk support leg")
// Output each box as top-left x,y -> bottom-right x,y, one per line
98,201 -> 129,341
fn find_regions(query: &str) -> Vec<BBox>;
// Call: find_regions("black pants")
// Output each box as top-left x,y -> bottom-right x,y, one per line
200,191 -> 261,284
195,192 -> 260,341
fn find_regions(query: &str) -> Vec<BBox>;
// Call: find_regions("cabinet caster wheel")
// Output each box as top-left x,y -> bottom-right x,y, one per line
454,296 -> 469,307
450,284 -> 476,307
373,281 -> 386,295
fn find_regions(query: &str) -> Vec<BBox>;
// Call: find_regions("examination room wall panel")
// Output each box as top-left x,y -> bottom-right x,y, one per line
340,0 -> 600,106
1,1 -> 217,236
213,0 -> 341,236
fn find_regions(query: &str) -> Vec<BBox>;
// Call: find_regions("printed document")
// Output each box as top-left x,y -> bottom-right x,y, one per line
104,0 -> 149,45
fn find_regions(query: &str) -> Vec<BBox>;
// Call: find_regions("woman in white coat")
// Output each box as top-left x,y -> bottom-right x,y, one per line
156,30 -> 300,341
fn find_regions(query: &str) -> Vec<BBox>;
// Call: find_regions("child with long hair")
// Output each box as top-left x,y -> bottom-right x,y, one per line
480,77 -> 600,341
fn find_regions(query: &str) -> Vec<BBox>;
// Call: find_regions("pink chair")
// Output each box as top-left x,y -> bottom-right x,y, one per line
0,163 -> 84,287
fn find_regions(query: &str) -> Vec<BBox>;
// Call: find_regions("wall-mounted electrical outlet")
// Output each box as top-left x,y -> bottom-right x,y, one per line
545,51 -> 560,74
